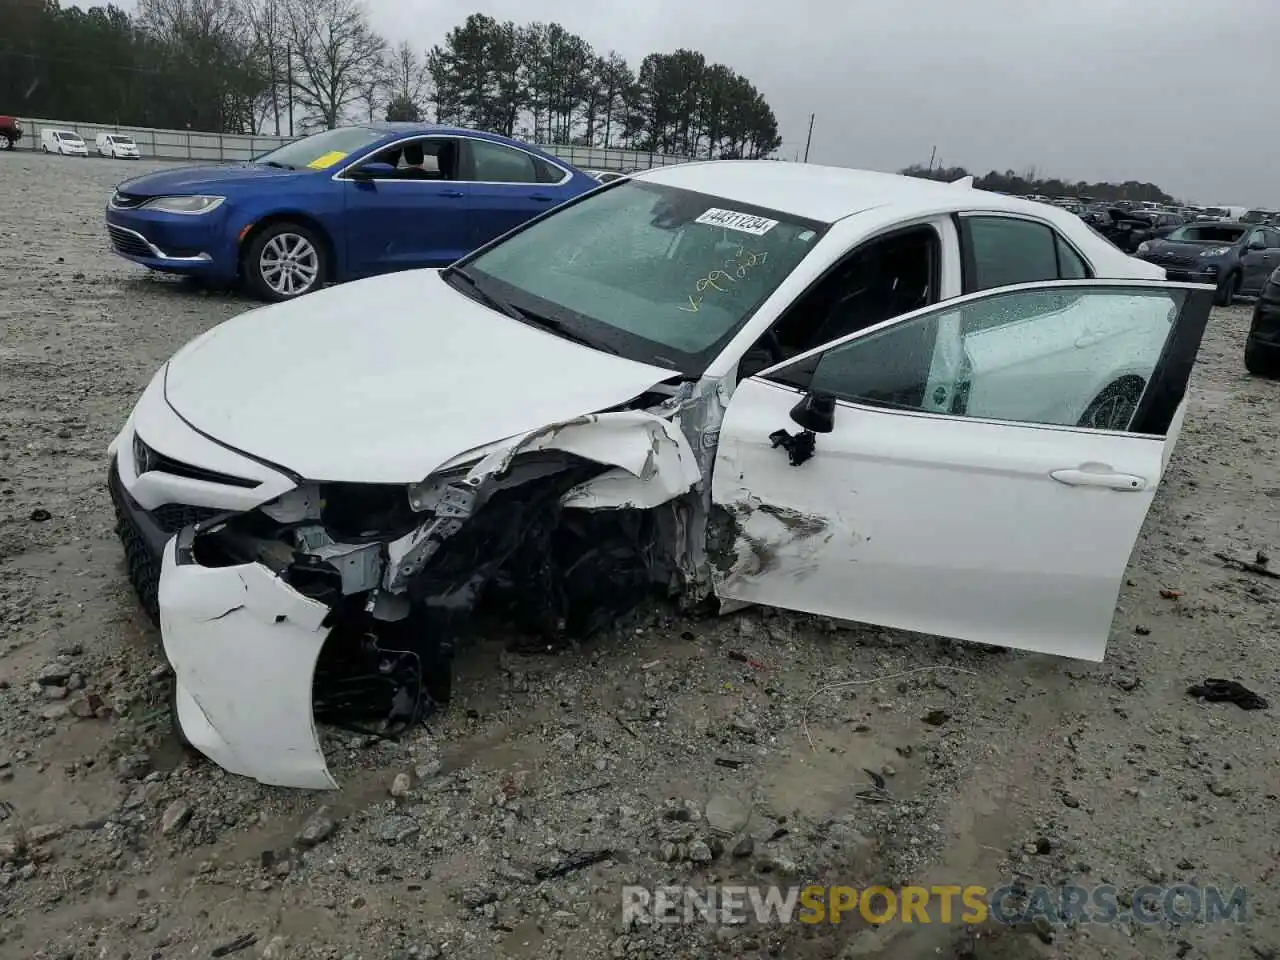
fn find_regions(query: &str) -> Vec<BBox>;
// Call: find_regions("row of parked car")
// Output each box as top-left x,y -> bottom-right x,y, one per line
36,127 -> 141,158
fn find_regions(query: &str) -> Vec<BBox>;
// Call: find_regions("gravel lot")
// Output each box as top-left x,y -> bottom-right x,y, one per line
1,150 -> 1278,960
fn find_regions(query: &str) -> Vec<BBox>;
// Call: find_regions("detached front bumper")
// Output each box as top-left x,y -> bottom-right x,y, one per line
110,458 -> 337,788
159,532 -> 337,789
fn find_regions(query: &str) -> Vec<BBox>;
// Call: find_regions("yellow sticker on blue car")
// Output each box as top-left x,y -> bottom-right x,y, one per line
306,150 -> 348,170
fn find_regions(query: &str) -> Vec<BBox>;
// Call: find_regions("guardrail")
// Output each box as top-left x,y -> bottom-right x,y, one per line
9,117 -> 693,172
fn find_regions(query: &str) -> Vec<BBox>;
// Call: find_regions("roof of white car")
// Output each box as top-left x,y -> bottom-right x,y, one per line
638,160 -> 1065,225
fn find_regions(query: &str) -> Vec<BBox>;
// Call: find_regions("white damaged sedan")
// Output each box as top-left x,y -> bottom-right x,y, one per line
107,161 -> 1212,789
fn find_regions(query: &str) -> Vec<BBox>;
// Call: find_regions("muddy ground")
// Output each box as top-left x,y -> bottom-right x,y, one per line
0,150 -> 1277,960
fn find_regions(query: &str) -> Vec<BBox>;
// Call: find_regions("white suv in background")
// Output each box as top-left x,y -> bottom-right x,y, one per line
96,133 -> 140,159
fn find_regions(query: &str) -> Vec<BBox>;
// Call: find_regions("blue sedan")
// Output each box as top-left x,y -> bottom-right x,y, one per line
103,123 -> 600,301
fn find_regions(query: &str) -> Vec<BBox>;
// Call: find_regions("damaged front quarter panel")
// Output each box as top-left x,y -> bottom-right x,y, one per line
162,408 -> 706,790
385,411 -> 702,593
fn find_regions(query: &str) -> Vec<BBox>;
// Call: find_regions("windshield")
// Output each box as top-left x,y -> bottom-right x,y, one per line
463,181 -> 827,373
254,126 -> 384,171
112,136 -> 135,146
1166,224 -> 1245,244
57,132 -> 82,142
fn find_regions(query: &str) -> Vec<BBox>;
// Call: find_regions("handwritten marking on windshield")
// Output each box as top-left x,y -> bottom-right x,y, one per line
679,245 -> 769,313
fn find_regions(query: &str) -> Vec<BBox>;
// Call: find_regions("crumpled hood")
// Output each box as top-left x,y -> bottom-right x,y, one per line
163,270 -> 679,483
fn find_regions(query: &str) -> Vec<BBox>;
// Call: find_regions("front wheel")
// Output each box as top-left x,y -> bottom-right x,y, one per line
242,222 -> 328,301
1078,377 -> 1145,431
167,674 -> 193,749
1214,272 -> 1240,307
1245,338 -> 1280,378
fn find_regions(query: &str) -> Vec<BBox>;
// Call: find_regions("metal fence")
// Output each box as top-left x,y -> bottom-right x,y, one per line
9,116 -> 694,172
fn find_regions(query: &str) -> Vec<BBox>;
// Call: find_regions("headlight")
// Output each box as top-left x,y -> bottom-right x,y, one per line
1198,246 -> 1230,257
1136,241 -> 1151,255
141,195 -> 225,215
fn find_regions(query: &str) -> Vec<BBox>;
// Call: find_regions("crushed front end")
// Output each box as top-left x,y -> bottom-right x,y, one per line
112,403 -> 706,789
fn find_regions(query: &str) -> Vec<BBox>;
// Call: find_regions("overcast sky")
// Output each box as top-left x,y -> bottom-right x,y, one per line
90,0 -> 1280,206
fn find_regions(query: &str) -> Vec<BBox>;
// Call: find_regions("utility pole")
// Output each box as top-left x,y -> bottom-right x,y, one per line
286,43 -> 294,137
803,113 -> 814,163
928,144 -> 936,172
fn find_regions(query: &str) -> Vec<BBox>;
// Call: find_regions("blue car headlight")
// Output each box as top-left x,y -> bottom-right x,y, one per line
141,195 -> 225,215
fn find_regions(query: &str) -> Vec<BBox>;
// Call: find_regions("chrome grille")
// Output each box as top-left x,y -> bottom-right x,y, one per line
107,224 -> 152,258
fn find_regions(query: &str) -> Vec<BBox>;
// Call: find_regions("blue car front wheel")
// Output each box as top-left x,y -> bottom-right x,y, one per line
244,221 -> 328,302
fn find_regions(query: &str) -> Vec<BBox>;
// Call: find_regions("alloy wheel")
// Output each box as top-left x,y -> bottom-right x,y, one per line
259,232 -> 320,298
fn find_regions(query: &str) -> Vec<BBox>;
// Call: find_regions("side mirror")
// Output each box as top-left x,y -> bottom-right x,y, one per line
349,162 -> 395,181
1248,238 -> 1267,251
789,391 -> 835,434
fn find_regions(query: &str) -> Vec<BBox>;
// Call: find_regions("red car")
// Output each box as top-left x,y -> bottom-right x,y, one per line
0,116 -> 23,149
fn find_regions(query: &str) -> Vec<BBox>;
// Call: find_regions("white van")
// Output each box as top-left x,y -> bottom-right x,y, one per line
96,133 -> 140,159
41,128 -> 88,156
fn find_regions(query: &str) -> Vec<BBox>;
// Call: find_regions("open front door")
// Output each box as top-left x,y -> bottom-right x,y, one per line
711,279 -> 1213,661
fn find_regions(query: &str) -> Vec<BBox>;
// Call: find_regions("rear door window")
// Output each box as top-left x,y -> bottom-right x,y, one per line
962,217 -> 1076,292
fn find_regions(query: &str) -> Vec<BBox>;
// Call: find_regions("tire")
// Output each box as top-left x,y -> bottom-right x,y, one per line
1214,272 -> 1240,307
1078,377 -> 1145,431
41,144 -> 49,154
242,221 -> 328,302
168,674 -> 193,748
1244,338 -> 1280,378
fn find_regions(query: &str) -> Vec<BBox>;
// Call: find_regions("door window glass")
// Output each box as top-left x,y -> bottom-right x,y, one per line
802,286 -> 1186,432
533,156 -> 566,183
365,138 -> 459,180
965,217 -> 1059,290
1056,236 -> 1089,279
470,140 -> 538,183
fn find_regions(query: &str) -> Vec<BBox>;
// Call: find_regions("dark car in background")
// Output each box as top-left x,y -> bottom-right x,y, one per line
1087,207 -> 1184,253
104,123 -> 599,301
1136,222 -> 1280,305
1246,266 -> 1280,377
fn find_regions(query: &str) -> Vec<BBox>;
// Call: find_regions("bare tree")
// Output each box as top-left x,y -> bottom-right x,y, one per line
136,0 -> 261,131
386,40 -> 429,119
248,0 -> 286,134
284,0 -> 385,129
356,53 -> 389,121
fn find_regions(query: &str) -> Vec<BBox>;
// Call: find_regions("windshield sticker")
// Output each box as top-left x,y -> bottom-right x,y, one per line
798,229 -> 816,242
306,150 -> 349,170
694,207 -> 779,236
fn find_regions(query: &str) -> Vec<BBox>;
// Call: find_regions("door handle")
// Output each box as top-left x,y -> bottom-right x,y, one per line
529,194 -> 555,202
1075,332 -> 1104,349
437,189 -> 464,198
1049,465 -> 1147,491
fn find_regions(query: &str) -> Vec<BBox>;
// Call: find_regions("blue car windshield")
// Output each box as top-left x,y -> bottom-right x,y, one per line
253,127 -> 383,171
464,181 -> 827,373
